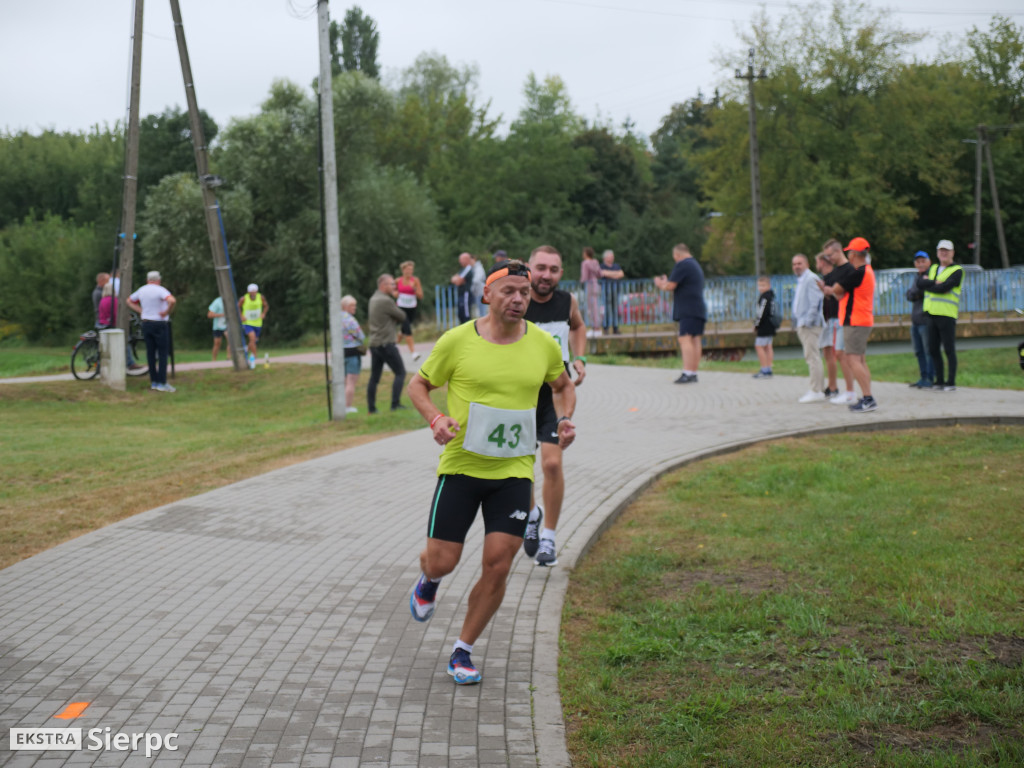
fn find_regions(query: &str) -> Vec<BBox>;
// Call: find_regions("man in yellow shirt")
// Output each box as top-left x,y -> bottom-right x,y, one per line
238,283 -> 269,368
407,260 -> 577,684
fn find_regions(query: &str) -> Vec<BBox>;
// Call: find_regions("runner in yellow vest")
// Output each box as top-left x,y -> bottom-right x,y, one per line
920,239 -> 963,391
238,283 -> 269,368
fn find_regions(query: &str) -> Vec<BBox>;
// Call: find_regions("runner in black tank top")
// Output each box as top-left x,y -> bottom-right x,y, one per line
521,245 -> 587,566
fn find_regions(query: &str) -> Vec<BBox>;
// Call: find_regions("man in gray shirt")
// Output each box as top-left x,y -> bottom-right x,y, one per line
367,273 -> 408,413
791,253 -> 825,402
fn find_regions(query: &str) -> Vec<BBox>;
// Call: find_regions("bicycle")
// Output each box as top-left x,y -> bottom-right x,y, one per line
71,315 -> 149,380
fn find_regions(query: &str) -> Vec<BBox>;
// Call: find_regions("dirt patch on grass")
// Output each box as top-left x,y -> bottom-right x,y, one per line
659,564 -> 793,597
843,714 -> 1020,755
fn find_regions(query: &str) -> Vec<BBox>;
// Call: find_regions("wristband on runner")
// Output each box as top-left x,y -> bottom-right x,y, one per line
430,413 -> 444,429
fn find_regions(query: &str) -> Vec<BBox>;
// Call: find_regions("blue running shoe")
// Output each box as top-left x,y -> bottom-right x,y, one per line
409,574 -> 438,622
447,648 -> 481,685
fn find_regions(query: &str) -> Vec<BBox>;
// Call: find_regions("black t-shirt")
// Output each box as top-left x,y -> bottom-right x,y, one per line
822,263 -> 855,321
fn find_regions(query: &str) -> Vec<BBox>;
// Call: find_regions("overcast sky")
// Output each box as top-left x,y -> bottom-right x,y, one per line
3,0 -> 1021,141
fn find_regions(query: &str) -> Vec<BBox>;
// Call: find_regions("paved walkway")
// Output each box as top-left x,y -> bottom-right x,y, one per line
2,363 -> 1023,767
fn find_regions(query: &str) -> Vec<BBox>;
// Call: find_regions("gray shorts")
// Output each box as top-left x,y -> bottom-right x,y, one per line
820,318 -> 838,349
844,326 -> 872,356
754,336 -> 774,347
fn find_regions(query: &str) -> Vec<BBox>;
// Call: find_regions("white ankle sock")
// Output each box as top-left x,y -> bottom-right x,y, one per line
453,639 -> 473,654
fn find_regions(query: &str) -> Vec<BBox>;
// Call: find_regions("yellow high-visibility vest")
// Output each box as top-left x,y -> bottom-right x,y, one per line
923,264 -> 962,319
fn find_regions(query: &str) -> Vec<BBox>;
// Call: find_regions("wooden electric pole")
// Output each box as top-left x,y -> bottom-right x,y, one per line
736,48 -> 767,279
116,0 -> 144,338
973,126 -> 983,265
318,0 -> 347,420
168,0 -> 248,371
980,125 -> 1010,270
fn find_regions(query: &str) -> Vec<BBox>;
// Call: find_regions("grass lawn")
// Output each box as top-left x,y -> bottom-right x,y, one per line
0,341 -> 326,378
591,345 -> 1024,391
0,364 -> 443,571
562,425 -> 1024,767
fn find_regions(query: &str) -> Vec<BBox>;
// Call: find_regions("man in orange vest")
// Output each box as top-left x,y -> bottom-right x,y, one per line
822,237 -> 877,412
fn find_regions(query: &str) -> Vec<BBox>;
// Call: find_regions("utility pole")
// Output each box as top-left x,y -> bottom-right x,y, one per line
318,0 -> 346,420
116,0 -> 144,340
980,125 -> 1010,270
974,127 -> 983,265
168,0 -> 247,371
736,48 -> 766,279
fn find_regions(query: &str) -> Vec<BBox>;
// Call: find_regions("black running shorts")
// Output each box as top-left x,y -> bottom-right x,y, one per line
426,474 -> 532,543
534,383 -> 560,446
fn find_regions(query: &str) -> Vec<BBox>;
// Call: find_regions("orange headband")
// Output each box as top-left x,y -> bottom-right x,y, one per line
484,264 -> 531,289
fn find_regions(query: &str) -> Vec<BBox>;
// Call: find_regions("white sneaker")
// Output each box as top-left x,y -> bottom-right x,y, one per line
798,390 -> 826,403
345,406 -> 358,414
412,352 -> 421,361
830,391 -> 857,405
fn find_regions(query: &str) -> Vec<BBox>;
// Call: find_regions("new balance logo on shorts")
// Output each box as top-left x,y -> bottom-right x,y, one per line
508,509 -> 528,521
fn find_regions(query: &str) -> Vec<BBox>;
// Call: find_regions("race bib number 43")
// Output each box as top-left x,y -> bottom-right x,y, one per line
462,402 -> 536,458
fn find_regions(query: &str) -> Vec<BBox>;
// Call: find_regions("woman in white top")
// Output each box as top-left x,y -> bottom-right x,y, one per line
394,260 -> 424,361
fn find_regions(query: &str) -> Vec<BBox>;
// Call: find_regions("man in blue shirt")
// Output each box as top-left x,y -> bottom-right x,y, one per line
654,243 -> 706,383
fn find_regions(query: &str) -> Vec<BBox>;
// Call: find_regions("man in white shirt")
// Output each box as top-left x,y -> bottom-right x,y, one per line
127,271 -> 177,392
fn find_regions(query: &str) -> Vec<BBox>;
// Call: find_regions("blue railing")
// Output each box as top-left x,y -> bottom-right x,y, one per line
433,268 -> 1024,332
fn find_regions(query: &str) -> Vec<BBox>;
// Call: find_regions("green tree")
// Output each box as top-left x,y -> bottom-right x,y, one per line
571,127 -> 650,235
701,0 -> 925,272
136,173 -> 254,343
0,214 -> 104,342
137,106 -> 218,199
961,16 -> 1024,264
0,127 -> 122,231
329,6 -> 379,79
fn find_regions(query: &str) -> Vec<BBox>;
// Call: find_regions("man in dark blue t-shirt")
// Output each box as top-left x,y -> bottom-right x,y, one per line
654,243 -> 706,384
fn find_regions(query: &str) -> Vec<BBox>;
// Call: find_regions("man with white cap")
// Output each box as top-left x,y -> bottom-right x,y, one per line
238,283 -> 269,369
920,239 -> 963,392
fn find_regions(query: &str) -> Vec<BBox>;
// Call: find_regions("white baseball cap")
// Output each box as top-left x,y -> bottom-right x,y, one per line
247,283 -> 258,292
936,239 -> 954,251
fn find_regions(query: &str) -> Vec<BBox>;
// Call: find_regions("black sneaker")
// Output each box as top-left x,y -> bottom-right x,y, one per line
523,507 -> 543,558
674,373 -> 698,384
535,538 -> 558,567
849,396 -> 878,413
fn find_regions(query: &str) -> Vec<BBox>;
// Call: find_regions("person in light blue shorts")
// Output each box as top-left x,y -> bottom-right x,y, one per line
815,251 -> 840,398
340,295 -> 366,414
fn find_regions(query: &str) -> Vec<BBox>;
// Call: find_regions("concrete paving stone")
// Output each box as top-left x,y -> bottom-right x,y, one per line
332,735 -> 363,756
355,746 -> 389,762
3,364 -> 1019,766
